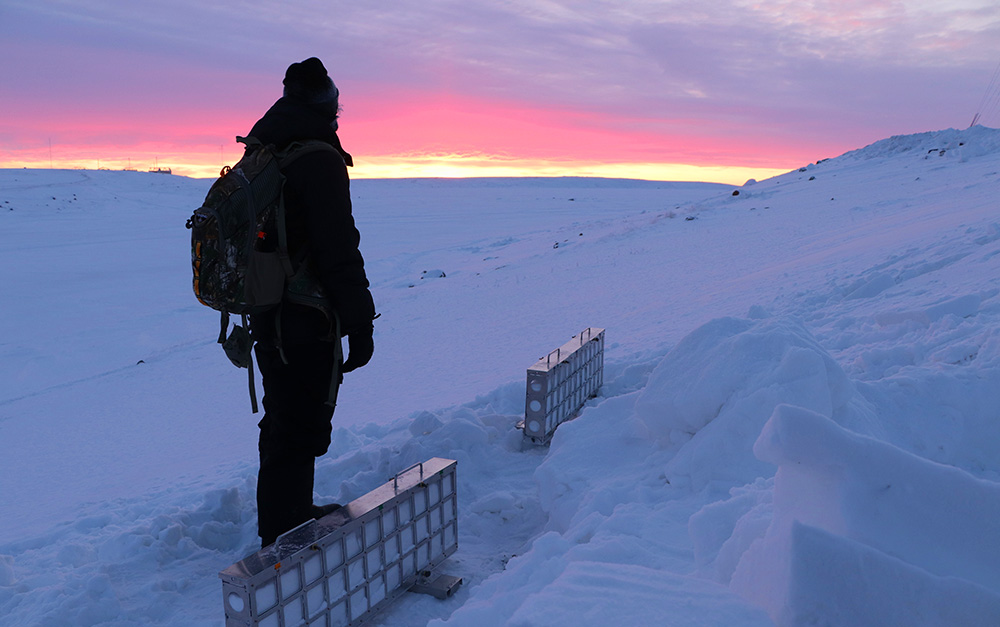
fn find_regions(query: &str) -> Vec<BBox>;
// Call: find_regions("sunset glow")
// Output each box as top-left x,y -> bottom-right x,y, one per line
2,92 -> 810,182
354,155 -> 787,185
5,151 -> 787,185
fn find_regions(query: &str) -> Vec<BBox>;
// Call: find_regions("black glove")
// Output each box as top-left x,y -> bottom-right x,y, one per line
341,326 -> 374,373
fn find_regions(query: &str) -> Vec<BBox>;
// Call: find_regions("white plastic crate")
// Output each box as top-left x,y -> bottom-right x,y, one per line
522,327 -> 605,444
219,458 -> 458,626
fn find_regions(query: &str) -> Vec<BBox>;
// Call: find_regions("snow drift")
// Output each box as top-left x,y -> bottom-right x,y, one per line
729,404 -> 1000,626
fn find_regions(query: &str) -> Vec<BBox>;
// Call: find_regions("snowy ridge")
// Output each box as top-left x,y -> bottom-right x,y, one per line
2,125 -> 1000,625
842,124 -> 1000,161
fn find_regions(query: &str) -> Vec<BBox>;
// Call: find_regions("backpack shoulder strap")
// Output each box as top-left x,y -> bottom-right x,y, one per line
271,140 -> 341,280
235,136 -> 337,167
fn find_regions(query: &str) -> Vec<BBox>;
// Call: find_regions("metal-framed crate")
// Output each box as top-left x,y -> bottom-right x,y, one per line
219,458 -> 459,626
522,327 -> 605,444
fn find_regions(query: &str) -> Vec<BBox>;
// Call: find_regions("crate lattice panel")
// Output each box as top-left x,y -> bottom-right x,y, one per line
219,458 -> 458,626
523,327 -> 604,444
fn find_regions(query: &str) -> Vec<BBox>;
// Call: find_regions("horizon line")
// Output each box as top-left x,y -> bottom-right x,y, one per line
0,158 -> 793,186
0,164 -> 785,186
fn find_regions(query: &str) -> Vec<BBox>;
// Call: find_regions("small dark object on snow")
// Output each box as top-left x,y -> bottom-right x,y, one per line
685,216 -> 696,221
411,572 -> 463,599
732,190 -> 740,196
809,176 -> 816,181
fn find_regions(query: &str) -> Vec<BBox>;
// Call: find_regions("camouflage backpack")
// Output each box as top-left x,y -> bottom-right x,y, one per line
186,136 -> 337,411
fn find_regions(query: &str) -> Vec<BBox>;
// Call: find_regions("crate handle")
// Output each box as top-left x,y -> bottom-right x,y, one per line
393,462 -> 424,490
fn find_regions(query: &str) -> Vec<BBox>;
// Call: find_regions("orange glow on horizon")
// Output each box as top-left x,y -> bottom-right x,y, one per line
1,151 -> 789,185
1,92 -> 821,184
352,154 -> 787,184
341,92 -> 802,173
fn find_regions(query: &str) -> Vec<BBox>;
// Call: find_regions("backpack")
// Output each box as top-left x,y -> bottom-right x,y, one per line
186,136 -> 338,412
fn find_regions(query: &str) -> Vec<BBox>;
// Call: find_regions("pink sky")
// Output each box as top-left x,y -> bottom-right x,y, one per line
2,1 -> 999,182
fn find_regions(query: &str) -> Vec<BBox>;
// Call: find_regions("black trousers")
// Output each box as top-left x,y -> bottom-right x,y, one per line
254,339 -> 341,546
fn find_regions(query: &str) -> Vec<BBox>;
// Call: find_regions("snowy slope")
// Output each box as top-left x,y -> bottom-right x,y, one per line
1,125 -> 1000,626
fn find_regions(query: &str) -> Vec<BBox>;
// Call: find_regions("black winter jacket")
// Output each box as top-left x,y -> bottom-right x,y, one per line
247,97 -> 375,343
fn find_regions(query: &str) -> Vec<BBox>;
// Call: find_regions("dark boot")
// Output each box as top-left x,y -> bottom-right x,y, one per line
310,503 -> 343,518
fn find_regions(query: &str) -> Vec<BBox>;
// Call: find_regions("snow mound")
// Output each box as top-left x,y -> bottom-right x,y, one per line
635,317 -> 857,491
843,125 -> 1000,161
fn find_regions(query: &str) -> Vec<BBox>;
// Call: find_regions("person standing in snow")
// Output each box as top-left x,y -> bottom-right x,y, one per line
247,58 -> 376,548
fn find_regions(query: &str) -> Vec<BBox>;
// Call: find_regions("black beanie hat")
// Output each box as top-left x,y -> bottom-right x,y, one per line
283,57 -> 339,104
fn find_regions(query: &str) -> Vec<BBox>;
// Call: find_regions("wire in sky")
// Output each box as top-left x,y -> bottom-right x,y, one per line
970,59 -> 1000,128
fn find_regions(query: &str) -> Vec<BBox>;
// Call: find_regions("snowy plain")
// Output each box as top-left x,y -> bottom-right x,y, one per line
1,125 -> 1000,625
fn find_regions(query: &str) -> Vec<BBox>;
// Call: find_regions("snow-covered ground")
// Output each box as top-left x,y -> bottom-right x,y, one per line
2,125 -> 1000,626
